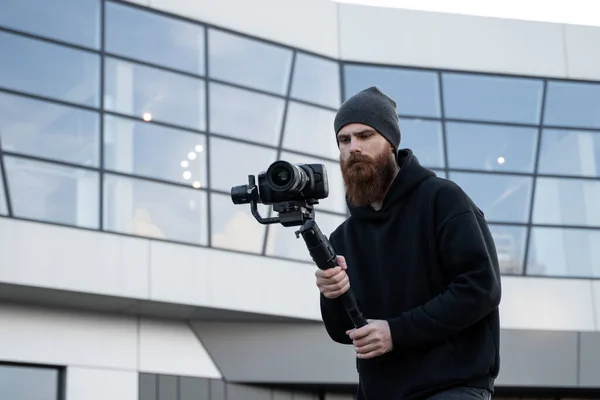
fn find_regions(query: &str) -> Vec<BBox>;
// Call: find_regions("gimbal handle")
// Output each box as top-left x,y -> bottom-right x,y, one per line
296,220 -> 368,328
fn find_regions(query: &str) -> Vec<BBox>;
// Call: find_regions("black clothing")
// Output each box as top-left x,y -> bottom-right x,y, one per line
334,86 -> 402,152
320,149 -> 502,400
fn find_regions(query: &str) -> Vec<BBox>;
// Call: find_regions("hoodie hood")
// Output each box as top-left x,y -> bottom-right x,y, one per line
346,149 -> 436,220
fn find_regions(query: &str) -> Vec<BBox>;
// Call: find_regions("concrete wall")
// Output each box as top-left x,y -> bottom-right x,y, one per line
0,302 -> 222,400
1,218 -> 599,332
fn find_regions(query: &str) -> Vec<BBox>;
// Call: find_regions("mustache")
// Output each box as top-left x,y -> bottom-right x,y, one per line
344,153 -> 373,166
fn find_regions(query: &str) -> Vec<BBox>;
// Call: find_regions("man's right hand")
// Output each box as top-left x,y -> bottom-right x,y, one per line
316,255 -> 350,299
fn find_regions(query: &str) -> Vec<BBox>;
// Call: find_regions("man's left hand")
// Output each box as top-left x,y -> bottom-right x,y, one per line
346,319 -> 393,359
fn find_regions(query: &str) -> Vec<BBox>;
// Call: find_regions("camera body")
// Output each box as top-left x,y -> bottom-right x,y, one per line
231,160 -> 329,206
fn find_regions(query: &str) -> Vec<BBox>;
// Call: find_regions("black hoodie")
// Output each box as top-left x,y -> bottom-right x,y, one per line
320,149 -> 502,400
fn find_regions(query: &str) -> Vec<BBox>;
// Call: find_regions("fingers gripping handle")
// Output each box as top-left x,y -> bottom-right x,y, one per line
295,220 -> 368,328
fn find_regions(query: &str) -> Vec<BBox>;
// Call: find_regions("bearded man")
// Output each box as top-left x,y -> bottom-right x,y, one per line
315,87 -> 502,400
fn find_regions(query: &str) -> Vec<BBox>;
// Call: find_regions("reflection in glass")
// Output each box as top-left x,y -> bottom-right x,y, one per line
208,29 -> 293,95
103,115 -> 207,187
0,364 -> 60,400
282,102 -> 338,160
0,0 -> 100,48
532,177 -> 600,227
449,172 -> 533,223
432,169 -> 447,179
399,118 -> 444,169
104,58 -> 206,130
488,224 -> 526,275
442,73 -> 544,124
538,129 -> 600,177
0,92 -> 99,166
266,211 -> 346,261
445,122 -> 538,173
0,32 -> 100,107
0,162 -> 7,215
544,81 -> 600,129
291,53 -> 340,108
527,227 -> 600,278
279,151 -> 347,215
105,2 -> 205,75
209,83 -> 284,146
103,174 -> 208,245
343,65 -> 440,117
4,156 -> 99,228
209,137 -> 278,192
211,193 -> 269,254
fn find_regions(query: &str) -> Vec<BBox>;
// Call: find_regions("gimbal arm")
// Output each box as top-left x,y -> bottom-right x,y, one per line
295,219 -> 368,328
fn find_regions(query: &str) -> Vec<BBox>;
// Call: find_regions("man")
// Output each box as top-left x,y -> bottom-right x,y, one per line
316,86 -> 501,400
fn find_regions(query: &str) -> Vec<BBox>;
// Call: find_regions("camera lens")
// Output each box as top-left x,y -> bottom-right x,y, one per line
230,184 -> 251,204
271,166 -> 291,187
266,161 -> 307,193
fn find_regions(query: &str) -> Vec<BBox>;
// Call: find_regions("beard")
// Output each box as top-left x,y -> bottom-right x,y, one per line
340,150 -> 398,207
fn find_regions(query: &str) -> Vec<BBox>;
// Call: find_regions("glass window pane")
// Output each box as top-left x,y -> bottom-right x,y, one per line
445,122 -> 538,173
343,65 -> 440,118
0,364 -> 60,400
104,58 -> 206,131
538,129 -> 600,178
279,151 -> 347,215
105,2 -> 205,75
448,172 -> 533,223
543,81 -> 600,129
211,192 -> 269,254
489,224 -> 526,275
5,156 -> 99,228
442,73 -> 544,124
532,177 -> 600,227
0,92 -> 100,166
266,212 -> 346,261
209,137 -> 278,193
209,83 -> 284,146
103,115 -> 207,187
0,0 -> 100,48
291,53 -> 340,108
208,29 -> 293,95
0,162 -> 7,216
282,102 -> 337,160
399,118 -> 444,169
0,32 -> 100,107
103,174 -> 208,245
527,227 -> 600,278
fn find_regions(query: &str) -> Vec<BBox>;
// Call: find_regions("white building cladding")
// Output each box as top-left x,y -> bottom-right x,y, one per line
0,0 -> 600,399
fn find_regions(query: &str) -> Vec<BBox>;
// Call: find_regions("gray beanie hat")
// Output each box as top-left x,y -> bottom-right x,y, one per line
334,86 -> 401,152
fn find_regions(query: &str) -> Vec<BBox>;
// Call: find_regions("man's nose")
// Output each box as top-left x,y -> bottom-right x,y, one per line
349,139 -> 361,153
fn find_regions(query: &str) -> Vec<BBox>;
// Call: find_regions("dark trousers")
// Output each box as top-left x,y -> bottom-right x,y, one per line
426,386 -> 492,400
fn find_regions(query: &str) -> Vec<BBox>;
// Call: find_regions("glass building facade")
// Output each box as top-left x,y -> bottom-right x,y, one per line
1,0 -> 600,280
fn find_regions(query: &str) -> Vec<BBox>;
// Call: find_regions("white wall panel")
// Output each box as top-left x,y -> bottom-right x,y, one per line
148,0 -> 339,58
0,303 -> 138,369
338,4 -> 567,78
593,281 -> 600,330
499,276 -> 597,331
206,248 -> 320,320
0,219 -> 149,299
139,317 -> 222,379
149,241 -> 211,306
66,367 -> 138,400
564,24 -> 600,81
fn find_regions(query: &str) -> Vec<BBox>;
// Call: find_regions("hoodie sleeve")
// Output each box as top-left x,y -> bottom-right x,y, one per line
319,233 -> 354,345
320,294 -> 354,345
386,183 -> 502,351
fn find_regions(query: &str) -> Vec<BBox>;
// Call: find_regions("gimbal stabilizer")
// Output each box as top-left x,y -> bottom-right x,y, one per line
232,175 -> 368,329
